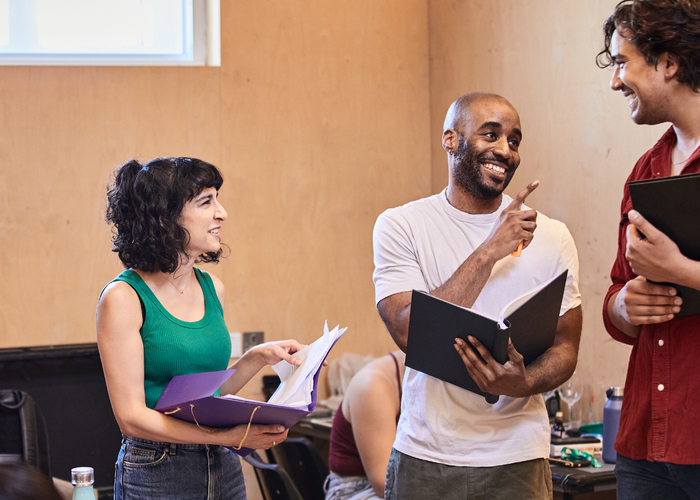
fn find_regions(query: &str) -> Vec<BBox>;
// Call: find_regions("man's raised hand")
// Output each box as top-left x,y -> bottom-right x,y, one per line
480,180 -> 540,263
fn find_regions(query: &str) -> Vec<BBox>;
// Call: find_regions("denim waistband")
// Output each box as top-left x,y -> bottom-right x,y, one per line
121,435 -> 218,454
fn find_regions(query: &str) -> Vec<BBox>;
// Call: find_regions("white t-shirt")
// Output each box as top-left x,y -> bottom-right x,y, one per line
372,189 -> 581,467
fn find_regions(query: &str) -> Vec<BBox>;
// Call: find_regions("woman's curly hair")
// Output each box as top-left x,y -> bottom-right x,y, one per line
597,0 -> 700,92
106,157 -> 225,273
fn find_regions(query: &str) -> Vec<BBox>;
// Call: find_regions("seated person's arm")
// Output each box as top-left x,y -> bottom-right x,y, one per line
344,368 -> 400,498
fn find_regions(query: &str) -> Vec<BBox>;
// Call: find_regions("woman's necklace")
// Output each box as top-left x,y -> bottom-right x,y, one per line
165,271 -> 193,295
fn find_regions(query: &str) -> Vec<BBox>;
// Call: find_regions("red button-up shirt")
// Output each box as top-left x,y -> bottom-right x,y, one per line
603,126 -> 700,464
603,128 -> 700,464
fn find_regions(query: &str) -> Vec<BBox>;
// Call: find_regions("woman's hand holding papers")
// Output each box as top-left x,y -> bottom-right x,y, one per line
221,339 -> 305,399
214,339 -> 304,450
250,340 -> 306,368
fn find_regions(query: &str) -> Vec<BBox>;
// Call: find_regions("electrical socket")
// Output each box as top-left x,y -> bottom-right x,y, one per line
243,331 -> 264,353
229,332 -> 242,358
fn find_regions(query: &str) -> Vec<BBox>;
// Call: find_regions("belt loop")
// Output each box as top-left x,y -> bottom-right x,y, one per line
169,443 -> 177,455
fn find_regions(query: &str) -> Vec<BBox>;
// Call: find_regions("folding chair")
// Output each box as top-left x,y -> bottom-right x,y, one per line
243,451 -> 304,500
266,437 -> 329,500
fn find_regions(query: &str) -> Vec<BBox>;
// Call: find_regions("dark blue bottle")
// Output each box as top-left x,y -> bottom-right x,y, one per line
603,387 -> 623,464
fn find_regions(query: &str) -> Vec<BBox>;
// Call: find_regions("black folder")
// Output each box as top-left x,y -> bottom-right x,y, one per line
628,173 -> 700,316
405,270 -> 568,404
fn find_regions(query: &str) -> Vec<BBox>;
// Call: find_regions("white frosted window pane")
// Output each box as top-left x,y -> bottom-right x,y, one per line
32,0 -> 183,54
0,0 -> 190,57
0,0 -> 8,47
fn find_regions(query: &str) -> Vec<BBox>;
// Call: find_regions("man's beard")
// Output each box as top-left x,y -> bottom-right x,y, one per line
452,136 -> 515,199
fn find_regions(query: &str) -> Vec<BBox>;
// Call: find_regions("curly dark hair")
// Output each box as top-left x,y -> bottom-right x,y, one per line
106,157 -> 225,273
0,463 -> 63,500
596,0 -> 700,92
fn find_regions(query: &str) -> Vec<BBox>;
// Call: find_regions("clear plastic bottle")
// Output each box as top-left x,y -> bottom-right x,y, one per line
71,467 -> 94,500
603,387 -> 624,464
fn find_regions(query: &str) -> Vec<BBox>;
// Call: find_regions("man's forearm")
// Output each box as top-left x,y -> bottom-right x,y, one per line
524,306 -> 582,395
378,246 -> 499,352
430,245 -> 498,309
524,344 -> 578,395
377,291 -> 413,352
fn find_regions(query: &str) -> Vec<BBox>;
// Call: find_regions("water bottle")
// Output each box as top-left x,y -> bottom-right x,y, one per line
603,387 -> 623,464
71,467 -> 95,500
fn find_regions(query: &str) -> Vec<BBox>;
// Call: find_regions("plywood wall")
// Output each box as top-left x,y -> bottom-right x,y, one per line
0,0 -> 660,415
428,0 -> 665,420
0,0 -> 430,398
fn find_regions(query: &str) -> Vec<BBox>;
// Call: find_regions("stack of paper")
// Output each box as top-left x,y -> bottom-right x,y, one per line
263,321 -> 347,409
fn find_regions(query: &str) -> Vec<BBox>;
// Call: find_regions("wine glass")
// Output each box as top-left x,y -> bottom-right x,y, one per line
541,389 -> 557,416
558,376 -> 584,430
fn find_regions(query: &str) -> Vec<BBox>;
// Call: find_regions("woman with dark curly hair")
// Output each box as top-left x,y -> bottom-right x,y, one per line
96,157 -> 304,499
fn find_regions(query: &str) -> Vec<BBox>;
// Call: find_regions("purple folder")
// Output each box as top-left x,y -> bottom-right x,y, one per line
154,366 -> 325,456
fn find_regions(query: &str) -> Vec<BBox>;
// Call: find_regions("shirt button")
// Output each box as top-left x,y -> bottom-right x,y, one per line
659,339 -> 664,346
658,384 -> 665,391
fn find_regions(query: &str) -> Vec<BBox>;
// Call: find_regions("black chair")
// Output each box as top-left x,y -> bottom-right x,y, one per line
266,437 -> 329,500
0,390 -> 50,477
243,451 -> 304,500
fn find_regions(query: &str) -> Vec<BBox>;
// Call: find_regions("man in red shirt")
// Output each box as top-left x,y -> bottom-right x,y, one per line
597,1 -> 700,498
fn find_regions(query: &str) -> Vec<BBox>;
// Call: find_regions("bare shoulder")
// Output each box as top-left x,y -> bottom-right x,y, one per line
344,354 -> 402,422
96,280 -> 143,334
346,355 -> 400,402
204,271 -> 225,303
98,280 -> 140,309
207,271 -> 225,290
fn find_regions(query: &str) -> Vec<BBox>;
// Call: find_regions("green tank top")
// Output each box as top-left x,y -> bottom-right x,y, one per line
111,268 -> 231,409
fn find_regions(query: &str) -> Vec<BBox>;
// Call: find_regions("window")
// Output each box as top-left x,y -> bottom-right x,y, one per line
0,0 -> 220,66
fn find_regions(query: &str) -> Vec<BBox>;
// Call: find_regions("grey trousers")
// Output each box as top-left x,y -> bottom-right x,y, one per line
384,448 -> 552,500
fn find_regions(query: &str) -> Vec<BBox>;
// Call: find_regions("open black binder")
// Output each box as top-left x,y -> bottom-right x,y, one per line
405,270 -> 568,404
629,173 -> 700,316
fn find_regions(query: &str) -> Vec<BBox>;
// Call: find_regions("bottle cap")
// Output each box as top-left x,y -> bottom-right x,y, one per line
71,467 -> 94,487
610,386 -> 624,397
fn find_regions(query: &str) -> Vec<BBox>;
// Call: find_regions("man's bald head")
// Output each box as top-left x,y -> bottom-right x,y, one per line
441,92 -> 523,208
443,93 -> 516,133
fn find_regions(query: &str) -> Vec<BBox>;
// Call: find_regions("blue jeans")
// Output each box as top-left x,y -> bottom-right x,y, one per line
114,436 -> 246,500
616,454 -> 700,500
